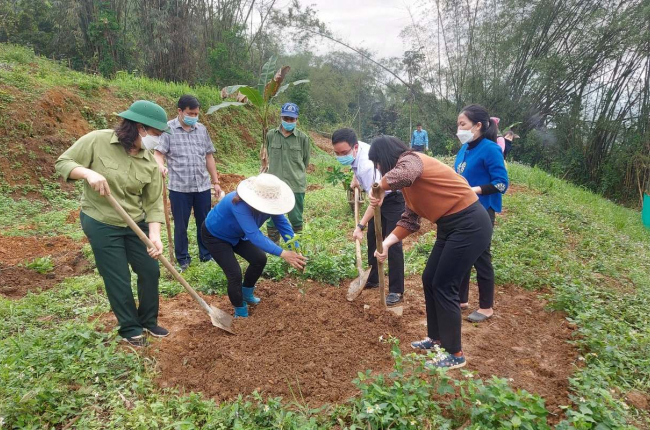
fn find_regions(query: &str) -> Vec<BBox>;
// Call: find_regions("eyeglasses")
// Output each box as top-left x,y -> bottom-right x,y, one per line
334,146 -> 355,157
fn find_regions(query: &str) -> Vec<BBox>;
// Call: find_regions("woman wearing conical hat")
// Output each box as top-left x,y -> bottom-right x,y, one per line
201,174 -> 307,317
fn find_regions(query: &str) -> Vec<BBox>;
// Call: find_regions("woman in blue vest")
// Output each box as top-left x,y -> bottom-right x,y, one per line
454,104 -> 508,323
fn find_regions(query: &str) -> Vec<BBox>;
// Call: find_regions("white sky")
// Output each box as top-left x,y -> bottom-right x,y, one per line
281,0 -> 420,59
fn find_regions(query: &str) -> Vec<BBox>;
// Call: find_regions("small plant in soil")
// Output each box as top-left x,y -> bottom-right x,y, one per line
22,256 -> 54,274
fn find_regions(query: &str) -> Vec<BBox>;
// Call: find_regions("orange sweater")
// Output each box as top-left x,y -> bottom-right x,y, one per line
381,152 -> 477,240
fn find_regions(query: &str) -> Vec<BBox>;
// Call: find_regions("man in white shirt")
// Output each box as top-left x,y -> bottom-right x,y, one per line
331,128 -> 405,306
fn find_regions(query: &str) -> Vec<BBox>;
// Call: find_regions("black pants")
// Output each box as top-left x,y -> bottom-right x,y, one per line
422,201 -> 492,354
201,224 -> 267,308
412,145 -> 425,153
459,208 -> 496,309
367,192 -> 405,294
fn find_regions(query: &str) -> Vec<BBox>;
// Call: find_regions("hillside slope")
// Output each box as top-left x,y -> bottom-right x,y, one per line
1,44 -> 649,429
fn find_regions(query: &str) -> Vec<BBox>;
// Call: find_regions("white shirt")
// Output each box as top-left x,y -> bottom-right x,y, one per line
351,141 -> 389,194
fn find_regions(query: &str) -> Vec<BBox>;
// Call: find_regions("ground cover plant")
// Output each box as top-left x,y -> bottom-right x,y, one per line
1,44 -> 649,429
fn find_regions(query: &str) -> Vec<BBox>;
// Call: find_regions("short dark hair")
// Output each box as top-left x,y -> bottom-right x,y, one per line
331,128 -> 358,148
178,95 -> 200,111
114,118 -> 141,152
460,104 -> 498,142
368,135 -> 411,175
416,123 -> 422,127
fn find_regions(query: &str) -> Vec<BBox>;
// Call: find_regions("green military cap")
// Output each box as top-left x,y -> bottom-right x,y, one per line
118,100 -> 171,134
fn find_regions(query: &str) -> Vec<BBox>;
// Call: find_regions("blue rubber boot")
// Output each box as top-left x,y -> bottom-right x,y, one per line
234,304 -> 248,318
242,286 -> 261,305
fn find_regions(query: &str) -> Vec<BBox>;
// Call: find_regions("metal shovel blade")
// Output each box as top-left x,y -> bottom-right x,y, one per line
347,267 -> 372,302
209,305 -> 235,334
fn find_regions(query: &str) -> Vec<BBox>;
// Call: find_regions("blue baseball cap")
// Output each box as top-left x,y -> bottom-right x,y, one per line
281,102 -> 299,118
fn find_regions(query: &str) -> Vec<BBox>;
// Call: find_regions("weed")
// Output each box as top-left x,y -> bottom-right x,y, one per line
23,256 -> 54,274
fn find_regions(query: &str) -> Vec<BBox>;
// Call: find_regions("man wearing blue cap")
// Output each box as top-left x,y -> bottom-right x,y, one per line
265,102 -> 310,242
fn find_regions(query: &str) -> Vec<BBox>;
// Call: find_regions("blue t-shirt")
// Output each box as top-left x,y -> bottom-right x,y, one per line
454,138 -> 509,212
204,192 -> 294,256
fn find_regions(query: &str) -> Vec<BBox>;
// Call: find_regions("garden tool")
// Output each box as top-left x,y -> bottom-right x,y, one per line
371,183 -> 403,316
162,180 -> 174,265
105,193 -> 234,334
347,186 -> 372,301
372,184 -> 387,308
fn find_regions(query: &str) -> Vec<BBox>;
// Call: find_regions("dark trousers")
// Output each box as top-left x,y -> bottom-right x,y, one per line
201,224 -> 267,308
80,212 -> 160,338
412,145 -> 426,153
169,189 -> 212,264
459,208 -> 496,308
422,202 -> 492,354
367,192 -> 405,294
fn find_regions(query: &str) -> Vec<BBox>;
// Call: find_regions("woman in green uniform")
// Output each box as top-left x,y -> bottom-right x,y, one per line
56,100 -> 170,347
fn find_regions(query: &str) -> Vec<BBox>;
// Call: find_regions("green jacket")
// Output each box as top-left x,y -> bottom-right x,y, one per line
266,127 -> 311,193
55,130 -> 164,227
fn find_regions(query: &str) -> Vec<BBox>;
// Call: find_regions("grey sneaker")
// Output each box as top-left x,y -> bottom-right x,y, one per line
386,292 -> 403,306
122,335 -> 148,347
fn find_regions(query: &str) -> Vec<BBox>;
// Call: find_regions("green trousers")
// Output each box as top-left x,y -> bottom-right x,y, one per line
267,192 -> 305,229
81,212 -> 160,338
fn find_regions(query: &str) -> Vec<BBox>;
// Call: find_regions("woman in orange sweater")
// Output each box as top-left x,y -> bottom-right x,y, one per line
370,136 -> 493,369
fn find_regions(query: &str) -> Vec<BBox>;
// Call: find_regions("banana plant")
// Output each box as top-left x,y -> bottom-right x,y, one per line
207,56 -> 309,173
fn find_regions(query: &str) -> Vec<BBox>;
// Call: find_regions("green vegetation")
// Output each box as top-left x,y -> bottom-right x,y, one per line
0,46 -> 649,428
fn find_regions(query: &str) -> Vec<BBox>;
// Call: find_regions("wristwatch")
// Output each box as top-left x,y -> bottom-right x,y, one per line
357,223 -> 366,231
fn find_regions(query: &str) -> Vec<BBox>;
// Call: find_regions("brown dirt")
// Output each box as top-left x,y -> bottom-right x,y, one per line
626,390 -> 649,411
310,132 -> 334,155
219,173 -> 246,193
145,277 -> 576,419
0,234 -> 90,298
307,184 -> 323,191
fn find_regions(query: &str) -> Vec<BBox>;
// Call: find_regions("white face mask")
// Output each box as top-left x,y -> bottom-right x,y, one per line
456,128 -> 475,145
141,132 -> 160,150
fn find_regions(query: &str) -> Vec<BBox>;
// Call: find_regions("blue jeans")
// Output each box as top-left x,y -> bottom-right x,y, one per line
169,189 -> 212,264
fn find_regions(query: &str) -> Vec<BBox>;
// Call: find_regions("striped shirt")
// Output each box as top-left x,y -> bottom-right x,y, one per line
155,117 -> 215,193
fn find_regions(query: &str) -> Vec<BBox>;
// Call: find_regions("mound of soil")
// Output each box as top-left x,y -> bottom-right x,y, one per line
145,278 -> 576,418
0,234 -> 90,298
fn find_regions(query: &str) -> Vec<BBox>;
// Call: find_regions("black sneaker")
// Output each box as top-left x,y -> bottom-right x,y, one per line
144,326 -> 170,338
364,282 -> 379,289
386,292 -> 403,306
122,335 -> 148,347
178,262 -> 190,272
200,256 -> 214,263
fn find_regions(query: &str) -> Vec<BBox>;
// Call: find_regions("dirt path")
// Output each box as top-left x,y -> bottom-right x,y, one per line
142,276 -> 576,419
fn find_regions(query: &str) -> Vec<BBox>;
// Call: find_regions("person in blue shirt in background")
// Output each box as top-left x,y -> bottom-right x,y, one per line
410,123 -> 429,153
454,104 -> 508,323
201,174 -> 307,318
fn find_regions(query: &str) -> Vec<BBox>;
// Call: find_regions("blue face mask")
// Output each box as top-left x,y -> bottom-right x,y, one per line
282,120 -> 296,131
337,155 -> 354,166
183,115 -> 198,126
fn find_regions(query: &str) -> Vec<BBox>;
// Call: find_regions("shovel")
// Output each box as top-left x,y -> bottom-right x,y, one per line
105,193 -> 234,334
371,183 -> 403,316
162,180 -> 174,265
346,186 -> 372,301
